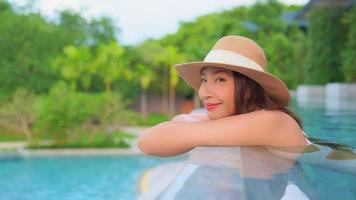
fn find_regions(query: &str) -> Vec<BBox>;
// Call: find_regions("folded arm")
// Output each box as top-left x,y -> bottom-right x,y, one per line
137,110 -> 303,157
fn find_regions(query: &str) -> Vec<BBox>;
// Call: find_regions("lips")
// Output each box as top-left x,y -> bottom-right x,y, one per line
205,103 -> 221,110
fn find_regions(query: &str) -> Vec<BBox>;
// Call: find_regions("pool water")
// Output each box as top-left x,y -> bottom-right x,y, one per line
153,99 -> 356,200
0,98 -> 355,200
155,144 -> 356,200
0,155 -> 184,200
289,99 -> 356,148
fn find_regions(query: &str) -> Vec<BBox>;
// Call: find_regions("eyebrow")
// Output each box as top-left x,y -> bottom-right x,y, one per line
201,69 -> 230,76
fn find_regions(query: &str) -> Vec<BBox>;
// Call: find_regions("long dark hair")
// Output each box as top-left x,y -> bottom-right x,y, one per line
233,72 -> 303,129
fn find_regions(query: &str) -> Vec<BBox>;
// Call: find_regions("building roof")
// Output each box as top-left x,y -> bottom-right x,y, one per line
295,0 -> 356,20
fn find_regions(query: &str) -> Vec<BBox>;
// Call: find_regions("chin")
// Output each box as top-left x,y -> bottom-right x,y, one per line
207,110 -> 235,120
207,112 -> 224,120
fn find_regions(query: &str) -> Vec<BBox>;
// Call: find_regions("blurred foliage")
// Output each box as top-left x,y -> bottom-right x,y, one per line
125,112 -> 170,126
27,131 -> 135,149
0,0 -> 355,145
33,81 -> 134,145
0,1 -> 118,99
341,5 -> 356,82
142,113 -> 170,126
0,88 -> 36,141
1,0 -> 354,96
305,7 -> 348,84
0,127 -> 27,141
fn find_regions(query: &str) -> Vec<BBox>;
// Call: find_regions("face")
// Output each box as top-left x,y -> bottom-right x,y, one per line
199,66 -> 235,120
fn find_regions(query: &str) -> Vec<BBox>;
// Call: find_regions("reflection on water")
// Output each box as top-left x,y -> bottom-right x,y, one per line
138,97 -> 356,200
146,144 -> 356,200
299,143 -> 356,200
157,146 -> 314,200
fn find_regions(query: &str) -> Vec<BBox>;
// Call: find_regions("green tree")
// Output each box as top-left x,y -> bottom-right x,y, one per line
57,11 -> 118,46
93,42 -> 126,92
56,10 -> 88,45
260,33 -> 294,86
138,40 -> 169,113
341,6 -> 356,82
52,45 -> 94,90
287,24 -> 308,86
156,46 -> 185,116
0,3 -> 120,98
137,64 -> 154,119
0,88 -> 36,141
248,0 -> 287,34
88,17 -> 118,45
305,7 -> 348,84
34,81 -> 132,145
34,82 -> 83,144
0,6 -> 60,98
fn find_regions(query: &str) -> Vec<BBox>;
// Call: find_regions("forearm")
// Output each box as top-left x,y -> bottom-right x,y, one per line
137,117 -> 240,157
137,111 -> 284,156
138,121 -> 201,157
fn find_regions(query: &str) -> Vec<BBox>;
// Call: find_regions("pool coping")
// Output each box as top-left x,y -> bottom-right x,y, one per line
0,147 -> 143,158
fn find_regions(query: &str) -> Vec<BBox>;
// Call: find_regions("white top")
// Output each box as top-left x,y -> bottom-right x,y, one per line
301,130 -> 312,145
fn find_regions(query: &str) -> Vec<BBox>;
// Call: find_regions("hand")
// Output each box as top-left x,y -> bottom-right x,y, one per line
171,114 -> 209,123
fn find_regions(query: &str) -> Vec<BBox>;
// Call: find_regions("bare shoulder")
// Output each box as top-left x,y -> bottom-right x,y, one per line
257,109 -> 306,146
216,109 -> 298,131
256,109 -> 299,128
240,109 -> 296,128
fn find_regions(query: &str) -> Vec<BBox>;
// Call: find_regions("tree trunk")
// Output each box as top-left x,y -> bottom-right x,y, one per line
19,118 -> 32,142
87,126 -> 98,144
141,89 -> 148,120
0,118 -> 33,142
161,67 -> 169,115
105,81 -> 111,92
168,82 -> 175,117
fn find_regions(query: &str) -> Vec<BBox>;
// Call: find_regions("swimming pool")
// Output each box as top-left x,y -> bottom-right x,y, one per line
0,98 -> 355,200
0,155 -> 185,200
146,144 -> 356,200
139,99 -> 356,199
289,99 -> 356,148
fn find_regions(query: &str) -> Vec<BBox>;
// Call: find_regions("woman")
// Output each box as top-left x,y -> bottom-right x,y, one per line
138,35 -> 311,157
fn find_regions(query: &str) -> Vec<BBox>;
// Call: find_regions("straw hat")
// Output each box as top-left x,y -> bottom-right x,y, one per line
174,35 -> 291,107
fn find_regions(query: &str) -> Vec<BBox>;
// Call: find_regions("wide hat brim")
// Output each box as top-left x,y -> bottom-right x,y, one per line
174,61 -> 291,107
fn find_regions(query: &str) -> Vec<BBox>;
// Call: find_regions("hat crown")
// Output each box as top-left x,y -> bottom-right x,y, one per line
210,36 -> 267,70
173,35 -> 291,107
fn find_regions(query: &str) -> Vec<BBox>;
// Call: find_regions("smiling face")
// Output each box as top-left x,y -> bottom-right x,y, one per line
199,66 -> 236,120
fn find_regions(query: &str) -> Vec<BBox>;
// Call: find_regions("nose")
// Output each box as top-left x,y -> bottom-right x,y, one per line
199,82 -> 214,100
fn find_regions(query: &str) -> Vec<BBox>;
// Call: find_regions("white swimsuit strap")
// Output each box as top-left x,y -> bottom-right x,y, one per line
301,130 -> 312,145
301,130 -> 308,138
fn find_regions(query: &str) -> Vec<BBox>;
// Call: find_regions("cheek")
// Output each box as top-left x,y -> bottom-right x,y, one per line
225,84 -> 235,113
226,92 -> 235,113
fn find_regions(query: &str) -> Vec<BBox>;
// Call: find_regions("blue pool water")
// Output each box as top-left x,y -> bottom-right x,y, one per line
155,144 -> 356,200
0,155 -> 184,200
0,98 -> 355,200
289,99 -> 356,148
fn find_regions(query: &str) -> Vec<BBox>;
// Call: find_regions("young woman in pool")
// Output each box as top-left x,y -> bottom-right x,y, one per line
138,35 -> 310,157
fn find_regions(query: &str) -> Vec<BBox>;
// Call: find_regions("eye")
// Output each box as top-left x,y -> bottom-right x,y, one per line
200,78 -> 207,83
216,77 -> 226,82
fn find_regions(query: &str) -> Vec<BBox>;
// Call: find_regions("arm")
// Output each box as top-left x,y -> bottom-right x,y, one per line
138,110 -> 302,157
138,121 -> 200,156
137,113 -> 209,156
